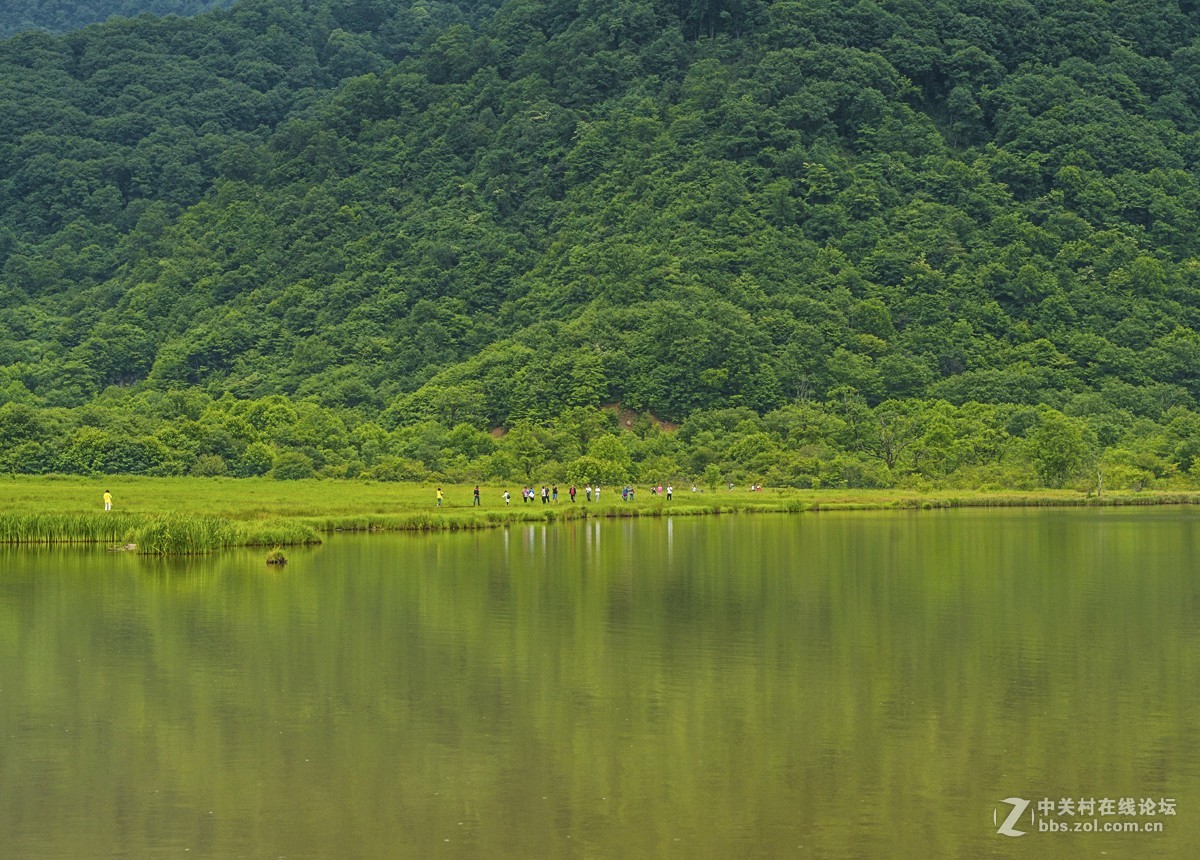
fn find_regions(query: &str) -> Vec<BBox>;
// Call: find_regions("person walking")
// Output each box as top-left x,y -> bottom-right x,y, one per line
552,485 -> 558,503
569,485 -> 576,502
436,487 -> 443,507
666,484 -> 673,501
103,489 -> 113,511
585,484 -> 592,502
594,485 -> 601,502
473,485 -> 481,506
503,490 -> 511,506
541,486 -> 549,504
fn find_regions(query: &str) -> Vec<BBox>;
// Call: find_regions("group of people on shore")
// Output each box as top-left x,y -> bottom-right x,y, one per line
517,485 -> 559,503
619,484 -> 675,501
442,483 -> 681,506
512,484 -> 590,503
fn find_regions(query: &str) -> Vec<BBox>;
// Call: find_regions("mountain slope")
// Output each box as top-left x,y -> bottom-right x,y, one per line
3,0 -> 1200,486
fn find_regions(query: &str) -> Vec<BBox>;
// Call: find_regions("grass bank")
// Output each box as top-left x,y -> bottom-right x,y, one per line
1,475 -> 1197,553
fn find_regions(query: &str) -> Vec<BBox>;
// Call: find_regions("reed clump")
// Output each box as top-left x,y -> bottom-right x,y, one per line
133,516 -> 240,555
136,516 -> 322,554
0,511 -> 321,554
0,512 -> 140,545
240,519 -> 322,547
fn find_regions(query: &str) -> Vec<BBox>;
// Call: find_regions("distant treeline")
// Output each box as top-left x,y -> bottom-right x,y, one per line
2,1 -> 1200,483
0,0 -> 234,38
2,394 -> 1195,492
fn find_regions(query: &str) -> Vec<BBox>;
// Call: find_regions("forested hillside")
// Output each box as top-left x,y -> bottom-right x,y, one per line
3,0 -> 1200,490
0,0 -> 234,38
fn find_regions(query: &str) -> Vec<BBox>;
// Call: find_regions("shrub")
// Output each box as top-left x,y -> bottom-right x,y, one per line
269,451 -> 316,480
363,456 -> 428,482
191,454 -> 228,477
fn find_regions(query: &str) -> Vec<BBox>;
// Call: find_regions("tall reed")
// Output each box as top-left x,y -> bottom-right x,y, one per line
133,515 -> 240,555
0,511 -> 321,554
240,519 -> 322,547
135,516 -> 322,554
0,512 -> 139,544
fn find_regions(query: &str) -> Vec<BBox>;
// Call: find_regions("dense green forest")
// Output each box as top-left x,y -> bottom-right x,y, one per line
0,0 -> 234,38
2,0 -> 1200,491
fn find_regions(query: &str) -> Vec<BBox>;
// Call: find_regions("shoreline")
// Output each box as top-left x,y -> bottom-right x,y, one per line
1,476 -> 1198,553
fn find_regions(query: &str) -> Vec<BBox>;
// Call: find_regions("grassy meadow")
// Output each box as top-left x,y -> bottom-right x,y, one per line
1,475 -> 1199,554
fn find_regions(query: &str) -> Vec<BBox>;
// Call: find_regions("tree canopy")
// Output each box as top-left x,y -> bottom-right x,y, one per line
3,0 -> 1200,490
0,1 -> 236,38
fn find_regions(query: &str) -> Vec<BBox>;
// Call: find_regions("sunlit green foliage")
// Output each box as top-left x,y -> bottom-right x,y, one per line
3,0 -> 1200,489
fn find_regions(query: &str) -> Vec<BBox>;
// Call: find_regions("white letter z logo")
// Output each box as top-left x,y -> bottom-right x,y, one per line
995,797 -> 1030,837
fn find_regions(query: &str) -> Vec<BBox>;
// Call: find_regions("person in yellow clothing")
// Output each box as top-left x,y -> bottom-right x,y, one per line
103,490 -> 113,511
436,487 -> 443,507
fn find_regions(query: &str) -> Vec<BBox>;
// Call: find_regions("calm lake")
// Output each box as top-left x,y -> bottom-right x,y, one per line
2,509 -> 1199,858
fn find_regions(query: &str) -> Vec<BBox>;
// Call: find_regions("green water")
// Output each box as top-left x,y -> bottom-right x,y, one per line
2,509 -> 1199,858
